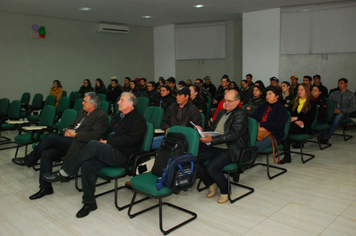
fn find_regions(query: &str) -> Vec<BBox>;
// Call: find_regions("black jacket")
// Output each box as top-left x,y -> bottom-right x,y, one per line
104,109 -> 147,158
159,94 -> 176,111
191,96 -> 207,118
290,100 -> 317,134
107,85 -> 122,103
212,107 -> 250,162
146,90 -> 160,106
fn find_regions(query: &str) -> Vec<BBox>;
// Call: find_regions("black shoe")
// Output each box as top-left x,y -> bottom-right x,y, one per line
42,170 -> 70,183
279,156 -> 291,164
12,157 -> 37,167
319,136 -> 329,144
292,143 -> 304,149
29,188 -> 53,200
231,172 -> 240,182
76,203 -> 97,218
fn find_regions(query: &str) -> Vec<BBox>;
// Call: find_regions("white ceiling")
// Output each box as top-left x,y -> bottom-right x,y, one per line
0,0 -> 352,27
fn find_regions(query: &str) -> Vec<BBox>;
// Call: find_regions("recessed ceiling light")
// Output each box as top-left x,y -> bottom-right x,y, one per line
79,7 -> 92,11
194,4 -> 204,8
142,16 -> 152,19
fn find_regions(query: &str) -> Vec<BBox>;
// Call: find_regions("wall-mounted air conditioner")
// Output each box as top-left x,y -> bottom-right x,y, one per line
95,23 -> 129,34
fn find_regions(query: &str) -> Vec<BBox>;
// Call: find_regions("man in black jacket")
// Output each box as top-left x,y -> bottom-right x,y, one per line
12,92 -> 108,200
197,89 -> 249,204
43,92 -> 147,218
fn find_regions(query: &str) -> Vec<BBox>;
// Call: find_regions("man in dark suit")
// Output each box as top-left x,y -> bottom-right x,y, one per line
12,92 -> 108,200
43,92 -> 147,218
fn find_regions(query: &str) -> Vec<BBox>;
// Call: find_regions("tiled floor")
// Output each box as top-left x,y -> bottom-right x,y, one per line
1,128 -> 356,235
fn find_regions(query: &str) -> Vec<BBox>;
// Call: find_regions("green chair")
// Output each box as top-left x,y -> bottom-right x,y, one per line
0,100 -> 21,145
98,94 -> 107,102
0,98 -> 10,119
14,105 -> 56,158
21,93 -> 43,119
197,117 -> 258,203
53,109 -> 78,135
128,126 -> 199,235
335,117 -> 354,141
308,98 -> 334,149
88,122 -> 154,211
143,106 -> 164,129
55,97 -> 70,121
73,98 -> 84,111
100,101 -> 109,115
20,92 -> 31,109
27,95 -> 56,122
289,109 -> 318,164
253,112 -> 291,179
69,91 -> 79,108
62,91 -> 67,97
136,97 -> 149,115
200,112 -> 206,129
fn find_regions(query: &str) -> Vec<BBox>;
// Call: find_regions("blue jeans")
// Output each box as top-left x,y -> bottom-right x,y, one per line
322,113 -> 347,139
197,146 -> 231,194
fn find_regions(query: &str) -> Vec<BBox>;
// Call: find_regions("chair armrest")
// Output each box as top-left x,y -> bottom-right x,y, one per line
239,146 -> 258,171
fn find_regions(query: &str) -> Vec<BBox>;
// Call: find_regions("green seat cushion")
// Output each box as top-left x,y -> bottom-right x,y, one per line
15,133 -> 47,145
1,123 -> 16,130
96,167 -> 126,178
259,145 -> 283,154
223,163 -> 238,172
340,117 -> 353,124
289,134 -> 312,141
27,115 -> 39,122
314,123 -> 329,131
131,172 -> 172,197
20,111 -> 27,118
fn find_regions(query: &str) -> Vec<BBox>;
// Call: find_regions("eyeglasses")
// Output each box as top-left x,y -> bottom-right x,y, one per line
224,99 -> 237,103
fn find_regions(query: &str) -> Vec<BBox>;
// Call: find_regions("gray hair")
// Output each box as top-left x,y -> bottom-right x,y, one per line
85,92 -> 100,108
121,92 -> 137,107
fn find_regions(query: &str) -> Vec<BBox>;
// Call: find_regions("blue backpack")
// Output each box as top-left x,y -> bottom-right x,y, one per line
156,153 -> 196,192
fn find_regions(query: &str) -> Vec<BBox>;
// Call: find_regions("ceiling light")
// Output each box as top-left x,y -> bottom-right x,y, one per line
142,16 -> 152,19
194,5 -> 204,8
79,7 -> 92,11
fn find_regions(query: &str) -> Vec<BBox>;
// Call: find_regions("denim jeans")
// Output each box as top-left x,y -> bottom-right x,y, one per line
322,113 -> 347,139
196,146 -> 231,194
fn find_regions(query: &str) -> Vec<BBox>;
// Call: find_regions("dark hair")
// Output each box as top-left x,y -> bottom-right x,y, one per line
253,85 -> 266,97
53,80 -> 62,88
189,84 -> 202,98
195,78 -> 203,85
111,79 -> 118,84
140,78 -> 147,82
94,78 -> 105,91
303,76 -> 312,82
178,81 -> 186,86
338,78 -> 348,84
148,81 -> 156,88
254,80 -> 266,90
229,81 -> 238,89
129,81 -> 138,93
313,74 -> 321,80
312,85 -> 323,96
125,77 -> 131,82
281,81 -> 292,94
159,77 -> 165,84
221,74 -> 230,82
241,80 -> 248,84
246,74 -> 253,78
292,83 -> 312,113
83,79 -> 92,88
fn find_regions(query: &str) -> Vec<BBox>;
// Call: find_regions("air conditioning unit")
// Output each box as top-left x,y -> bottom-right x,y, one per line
95,23 -> 129,34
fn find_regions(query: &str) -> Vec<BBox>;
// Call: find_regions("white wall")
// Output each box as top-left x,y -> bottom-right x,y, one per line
175,20 -> 242,86
243,8 -> 280,84
0,12 -> 154,101
154,25 -> 176,80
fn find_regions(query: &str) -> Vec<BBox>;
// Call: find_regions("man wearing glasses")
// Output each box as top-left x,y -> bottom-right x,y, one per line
196,89 -> 250,204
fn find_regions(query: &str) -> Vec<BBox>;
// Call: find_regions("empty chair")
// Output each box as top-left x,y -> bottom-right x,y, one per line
73,98 -> 84,111
27,95 -> 56,122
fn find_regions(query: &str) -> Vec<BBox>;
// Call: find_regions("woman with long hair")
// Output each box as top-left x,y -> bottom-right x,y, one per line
94,78 -> 108,95
311,85 -> 327,124
189,84 -> 207,117
78,79 -> 94,98
280,81 -> 294,108
129,81 -> 142,97
50,80 -> 63,107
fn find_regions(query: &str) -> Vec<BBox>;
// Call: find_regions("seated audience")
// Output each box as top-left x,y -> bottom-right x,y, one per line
320,78 -> 355,143
212,88 -> 241,122
313,74 -> 328,98
254,80 -> 266,90
189,84 -> 207,118
214,75 -> 230,106
178,81 -> 186,89
244,85 -> 266,116
270,77 -> 281,91
203,76 -> 217,99
42,93 -> 146,218
78,79 -> 93,98
159,85 -> 176,111
139,78 -> 148,96
229,81 -> 240,91
50,80 -> 63,107
280,81 -> 294,108
240,79 -> 253,105
146,81 -> 160,106
290,75 -> 299,95
94,78 -> 108,95
157,77 -> 165,92
122,77 -> 131,92
129,81 -> 141,97
302,76 -> 313,91
311,85 -> 327,124
197,90 -> 249,204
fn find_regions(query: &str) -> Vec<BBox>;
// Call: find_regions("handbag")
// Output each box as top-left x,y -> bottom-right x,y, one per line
257,130 -> 280,164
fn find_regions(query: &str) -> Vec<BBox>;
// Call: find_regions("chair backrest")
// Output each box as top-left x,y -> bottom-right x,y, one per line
141,122 -> 154,152
167,126 -> 200,156
39,105 -> 56,127
200,112 -> 206,129
248,117 -> 258,146
73,98 -> 84,111
325,98 -> 335,124
20,92 -> 31,106
8,100 -> 21,119
56,97 -> 70,113
54,109 -> 77,134
311,108 -> 319,130
143,106 -> 164,129
44,95 -> 56,107
136,97 -> 149,115
69,91 -> 78,102
282,111 -> 291,140
31,93 -> 43,108
100,101 -> 109,114
62,90 -> 67,97
0,98 -> 10,115
98,94 -> 107,102
114,96 -> 121,114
